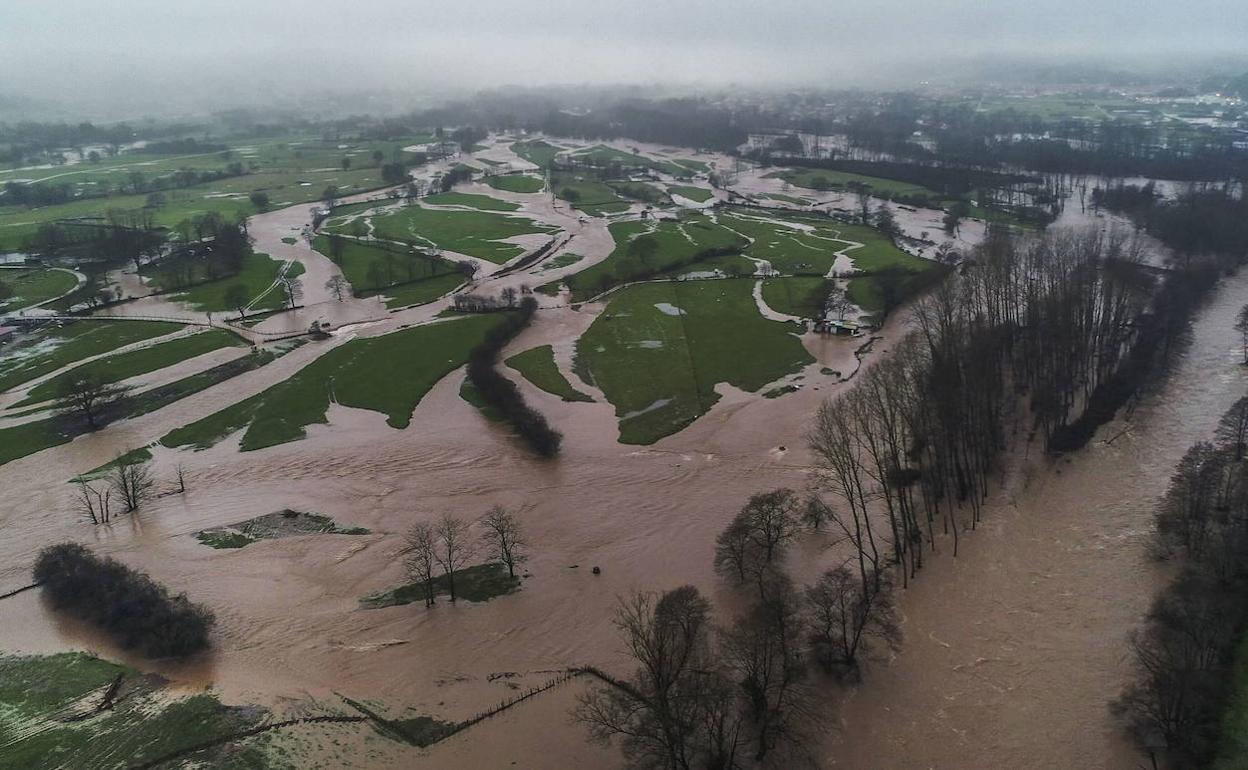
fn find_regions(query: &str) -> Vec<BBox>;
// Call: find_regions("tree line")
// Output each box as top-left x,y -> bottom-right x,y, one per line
465,296 -> 563,457
579,488 -> 901,768
1115,396 -> 1248,767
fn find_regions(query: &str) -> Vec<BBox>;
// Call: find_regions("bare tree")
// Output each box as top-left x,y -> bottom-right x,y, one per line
805,566 -> 900,677
577,587 -> 743,770
325,275 -> 349,302
500,286 -> 519,307
713,490 -> 802,592
480,505 -> 527,578
175,463 -> 187,494
55,375 -> 130,431
722,575 -> 812,763
824,285 -> 854,321
109,455 -> 154,513
74,479 -> 112,525
404,522 -> 439,607
435,513 -> 474,601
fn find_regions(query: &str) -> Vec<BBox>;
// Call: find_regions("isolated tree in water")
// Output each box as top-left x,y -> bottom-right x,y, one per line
479,505 -> 527,578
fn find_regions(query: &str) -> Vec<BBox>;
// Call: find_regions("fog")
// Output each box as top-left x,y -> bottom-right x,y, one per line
2,0 -> 1246,117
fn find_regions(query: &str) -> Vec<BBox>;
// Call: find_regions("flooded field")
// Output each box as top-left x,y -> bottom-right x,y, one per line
1,134 -> 1239,768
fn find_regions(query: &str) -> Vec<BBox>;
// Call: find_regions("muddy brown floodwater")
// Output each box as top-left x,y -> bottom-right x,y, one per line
1,138 -> 1242,768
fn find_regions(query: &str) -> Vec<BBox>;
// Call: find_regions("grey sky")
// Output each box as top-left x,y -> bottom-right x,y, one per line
2,0 -> 1246,112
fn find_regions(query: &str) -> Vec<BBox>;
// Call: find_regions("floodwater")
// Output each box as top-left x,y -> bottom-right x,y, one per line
1,135 -> 1241,768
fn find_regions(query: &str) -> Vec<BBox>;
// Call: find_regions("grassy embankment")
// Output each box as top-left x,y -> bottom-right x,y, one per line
161,314 -> 510,452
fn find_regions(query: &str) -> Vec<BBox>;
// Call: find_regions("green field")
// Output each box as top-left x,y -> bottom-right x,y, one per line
372,273 -> 465,309
537,252 -> 585,275
162,314 -> 510,452
511,140 -> 563,168
151,251 -> 303,313
608,181 -> 669,205
422,192 -> 519,211
574,280 -> 813,444
311,234 -> 457,296
767,167 -> 941,200
721,208 -> 927,275
674,159 -> 710,173
570,145 -> 691,177
668,185 -> 714,203
550,172 -> 629,216
355,205 -> 557,264
0,653 -> 269,769
763,193 -> 812,206
0,320 -> 183,394
0,350 -> 275,466
563,215 -> 745,302
0,134 -> 426,252
0,268 -> 78,311
505,345 -> 593,402
761,276 -> 831,318
15,328 -> 243,407
487,174 -> 545,194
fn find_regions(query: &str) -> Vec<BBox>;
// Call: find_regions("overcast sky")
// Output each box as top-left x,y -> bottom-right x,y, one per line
2,0 -> 1246,113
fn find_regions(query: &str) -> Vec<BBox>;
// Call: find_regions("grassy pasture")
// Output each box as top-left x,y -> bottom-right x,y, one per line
161,314 -> 510,452
574,279 -> 812,444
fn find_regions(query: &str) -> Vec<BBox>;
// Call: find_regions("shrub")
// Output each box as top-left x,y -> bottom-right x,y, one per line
33,543 -> 214,658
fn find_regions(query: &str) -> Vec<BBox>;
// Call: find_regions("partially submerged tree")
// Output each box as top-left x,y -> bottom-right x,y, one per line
55,375 -> 130,431
404,522 -> 439,607
109,455 -> 154,513
325,274 -> 349,302
480,505 -> 527,578
805,565 -> 900,677
577,587 -> 743,770
435,513 -> 473,601
713,489 -> 802,592
74,479 -> 112,525
722,575 -> 811,762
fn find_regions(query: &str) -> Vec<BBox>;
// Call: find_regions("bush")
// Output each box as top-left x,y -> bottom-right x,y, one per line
466,297 -> 562,457
33,543 -> 214,658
